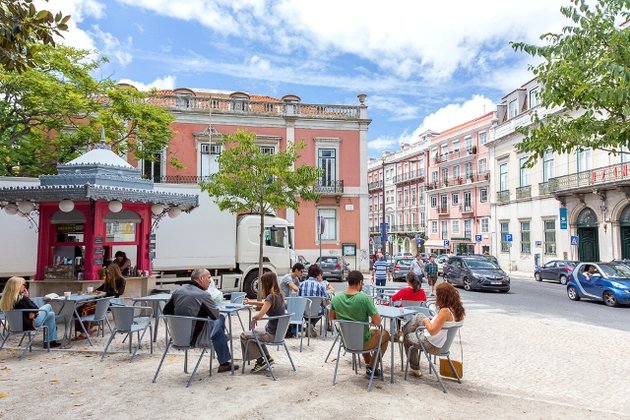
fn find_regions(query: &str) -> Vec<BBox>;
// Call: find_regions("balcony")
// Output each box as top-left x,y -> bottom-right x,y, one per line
496,190 -> 510,204
547,162 -> 630,195
315,180 -> 344,195
368,180 -> 383,191
438,205 -> 449,215
460,205 -> 474,214
516,185 -> 531,200
155,175 -> 210,184
539,182 -> 551,196
393,170 -> 425,185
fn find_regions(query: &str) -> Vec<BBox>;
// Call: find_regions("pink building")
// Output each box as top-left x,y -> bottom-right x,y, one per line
424,113 -> 494,254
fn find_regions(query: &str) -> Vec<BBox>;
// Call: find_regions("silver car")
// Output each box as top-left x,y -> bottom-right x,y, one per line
444,256 -> 510,292
315,256 -> 349,282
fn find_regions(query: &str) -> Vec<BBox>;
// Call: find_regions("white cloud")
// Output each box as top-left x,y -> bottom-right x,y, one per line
36,0 -> 105,50
92,25 -> 133,66
414,95 -> 495,134
118,75 -> 177,91
367,136 -> 401,154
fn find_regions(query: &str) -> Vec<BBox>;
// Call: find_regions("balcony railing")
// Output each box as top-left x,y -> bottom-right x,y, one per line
147,94 -> 361,120
315,180 -> 344,195
368,180 -> 383,191
516,185 -> 531,200
539,182 -> 551,196
460,205 -> 473,214
155,175 -> 210,184
547,162 -> 630,194
393,170 -> 425,184
438,205 -> 449,215
496,190 -> 510,203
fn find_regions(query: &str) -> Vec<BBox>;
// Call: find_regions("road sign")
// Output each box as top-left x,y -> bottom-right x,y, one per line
475,234 -> 482,242
570,235 -> 579,246
443,239 -> 450,247
505,233 -> 513,242
416,238 -> 424,246
559,207 -> 568,230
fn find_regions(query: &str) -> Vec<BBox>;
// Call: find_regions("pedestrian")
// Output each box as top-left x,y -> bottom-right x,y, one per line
162,268 -> 239,373
424,256 -> 438,296
371,254 -> 389,287
410,253 -> 425,282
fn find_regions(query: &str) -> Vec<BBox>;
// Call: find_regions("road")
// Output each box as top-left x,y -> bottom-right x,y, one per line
331,274 -> 630,332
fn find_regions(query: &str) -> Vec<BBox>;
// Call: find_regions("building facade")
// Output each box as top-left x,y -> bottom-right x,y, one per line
139,88 -> 371,271
425,113 -> 494,255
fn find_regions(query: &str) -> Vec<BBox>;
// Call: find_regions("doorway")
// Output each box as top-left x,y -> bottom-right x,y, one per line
576,208 -> 599,262
619,205 -> 630,259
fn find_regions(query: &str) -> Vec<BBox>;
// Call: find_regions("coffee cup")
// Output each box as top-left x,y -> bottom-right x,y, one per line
86,286 -> 94,294
64,291 -> 72,299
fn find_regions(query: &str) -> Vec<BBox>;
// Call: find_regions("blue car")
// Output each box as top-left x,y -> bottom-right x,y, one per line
566,262 -> 630,307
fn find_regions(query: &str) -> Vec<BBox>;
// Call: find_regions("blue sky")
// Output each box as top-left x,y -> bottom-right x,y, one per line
44,0 -> 571,157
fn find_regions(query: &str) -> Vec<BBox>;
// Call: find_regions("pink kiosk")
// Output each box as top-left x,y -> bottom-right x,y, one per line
0,139 -> 197,296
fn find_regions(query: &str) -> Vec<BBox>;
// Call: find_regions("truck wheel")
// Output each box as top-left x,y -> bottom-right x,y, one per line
244,269 -> 269,299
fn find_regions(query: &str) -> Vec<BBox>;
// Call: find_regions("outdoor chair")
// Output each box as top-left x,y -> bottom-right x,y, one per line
0,308 -> 52,358
101,305 -> 153,362
48,299 -> 81,343
394,305 -> 434,368
241,313 -> 295,381
75,296 -> 113,338
152,315 -> 216,387
230,292 -> 247,330
332,319 -> 384,392
404,324 -> 463,393
303,296 -> 325,346
285,297 -> 309,351
400,300 -> 428,308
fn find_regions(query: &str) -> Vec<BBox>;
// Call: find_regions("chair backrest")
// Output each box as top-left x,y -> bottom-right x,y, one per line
4,309 -> 29,333
335,319 -> 371,352
285,297 -> 308,324
401,300 -> 426,308
230,292 -> 246,304
268,313 -> 292,344
405,306 -> 433,317
92,297 -> 113,320
303,296 -> 324,317
110,305 -> 136,331
361,284 -> 374,296
437,324 -> 463,355
31,297 -> 46,307
163,315 -> 196,349
49,299 -> 75,322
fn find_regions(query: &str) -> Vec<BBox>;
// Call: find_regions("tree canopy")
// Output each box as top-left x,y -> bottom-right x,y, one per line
200,129 -> 321,296
0,44 -> 175,176
511,0 -> 630,163
0,0 -> 70,72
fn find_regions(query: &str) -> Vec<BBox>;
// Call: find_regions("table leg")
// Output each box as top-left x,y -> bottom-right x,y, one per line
389,317 -> 396,383
227,313 -> 234,374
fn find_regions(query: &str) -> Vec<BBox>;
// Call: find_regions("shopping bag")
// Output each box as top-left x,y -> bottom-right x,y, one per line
439,358 -> 463,380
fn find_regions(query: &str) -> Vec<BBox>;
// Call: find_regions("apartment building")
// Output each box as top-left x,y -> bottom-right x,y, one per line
137,88 -> 371,271
425,113 -> 494,255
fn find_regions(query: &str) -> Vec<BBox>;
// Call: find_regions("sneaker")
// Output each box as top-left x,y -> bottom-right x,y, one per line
365,367 -> 382,378
250,357 -> 273,373
217,362 -> 239,373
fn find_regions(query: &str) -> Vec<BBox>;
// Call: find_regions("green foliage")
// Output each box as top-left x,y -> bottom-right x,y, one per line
0,0 -> 70,72
511,0 -> 630,165
0,44 -> 174,176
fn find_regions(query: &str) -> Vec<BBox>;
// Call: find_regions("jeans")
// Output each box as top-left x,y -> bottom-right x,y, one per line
35,304 -> 57,343
211,315 -> 231,364
375,277 -> 386,287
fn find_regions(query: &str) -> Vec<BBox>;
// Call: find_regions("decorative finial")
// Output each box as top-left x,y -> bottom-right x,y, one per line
95,127 -> 110,150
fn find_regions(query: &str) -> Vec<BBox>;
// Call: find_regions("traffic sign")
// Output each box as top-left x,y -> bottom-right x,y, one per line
443,239 -> 450,247
505,233 -> 513,242
570,235 -> 579,246
475,234 -> 482,242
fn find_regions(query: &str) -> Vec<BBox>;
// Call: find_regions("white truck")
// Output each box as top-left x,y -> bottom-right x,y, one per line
0,178 -> 294,298
152,183 -> 293,297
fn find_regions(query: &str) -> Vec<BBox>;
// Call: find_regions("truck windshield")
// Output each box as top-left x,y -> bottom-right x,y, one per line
265,226 -> 286,248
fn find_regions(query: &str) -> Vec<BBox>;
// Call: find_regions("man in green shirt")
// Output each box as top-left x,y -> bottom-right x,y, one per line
329,270 -> 390,378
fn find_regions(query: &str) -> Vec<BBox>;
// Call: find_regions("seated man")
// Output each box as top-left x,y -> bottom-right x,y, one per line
163,268 -> 238,373
298,264 -> 329,337
329,270 -> 390,378
582,264 -> 599,281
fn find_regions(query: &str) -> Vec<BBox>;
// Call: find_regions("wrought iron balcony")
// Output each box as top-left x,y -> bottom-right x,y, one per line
315,180 -> 344,195
460,205 -> 474,214
438,205 -> 449,215
154,175 -> 210,184
516,185 -> 531,200
368,180 -> 383,191
393,170 -> 425,184
496,190 -> 510,204
547,162 -> 630,194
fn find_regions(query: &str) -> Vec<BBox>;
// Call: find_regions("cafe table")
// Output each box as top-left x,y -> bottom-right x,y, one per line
218,303 -> 253,374
131,293 -> 172,344
48,293 -> 99,346
376,305 -> 416,383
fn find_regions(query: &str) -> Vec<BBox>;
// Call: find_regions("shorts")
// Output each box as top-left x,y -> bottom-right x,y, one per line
427,276 -> 437,286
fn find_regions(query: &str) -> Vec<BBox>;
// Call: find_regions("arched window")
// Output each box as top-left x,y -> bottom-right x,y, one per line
576,207 -> 598,227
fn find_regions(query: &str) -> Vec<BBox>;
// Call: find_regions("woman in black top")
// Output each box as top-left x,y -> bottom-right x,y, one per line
96,264 -> 126,297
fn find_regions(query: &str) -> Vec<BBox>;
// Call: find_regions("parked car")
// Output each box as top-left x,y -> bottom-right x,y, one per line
534,260 -> 578,284
444,256 -> 510,292
314,256 -> 349,282
436,254 -> 454,276
391,257 -> 413,282
566,262 -> 630,307
458,253 -> 500,267
395,252 -> 414,259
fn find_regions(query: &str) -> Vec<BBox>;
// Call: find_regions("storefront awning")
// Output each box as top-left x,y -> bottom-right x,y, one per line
424,239 -> 448,248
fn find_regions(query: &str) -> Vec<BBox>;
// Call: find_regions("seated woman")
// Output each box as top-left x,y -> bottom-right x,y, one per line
240,272 -> 286,373
402,282 -> 465,377
391,272 -> 426,306
0,276 -> 61,348
113,251 -> 132,276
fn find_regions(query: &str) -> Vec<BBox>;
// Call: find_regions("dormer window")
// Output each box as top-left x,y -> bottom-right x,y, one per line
509,99 -> 518,119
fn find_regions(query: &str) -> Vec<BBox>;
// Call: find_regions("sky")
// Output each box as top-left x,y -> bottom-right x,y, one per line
39,0 -> 572,157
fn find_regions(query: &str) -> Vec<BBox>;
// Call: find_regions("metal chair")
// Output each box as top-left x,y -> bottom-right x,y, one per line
48,299 -> 78,342
332,320 -> 384,392
285,297 -> 309,351
230,292 -> 247,330
241,313 -> 295,381
0,308 -> 51,358
153,315 -> 216,387
75,297 -> 113,337
400,300 -> 428,308
303,296 -> 325,346
404,324 -> 463,393
101,305 -> 153,362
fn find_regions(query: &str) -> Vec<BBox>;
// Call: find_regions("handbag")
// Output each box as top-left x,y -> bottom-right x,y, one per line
439,329 -> 463,380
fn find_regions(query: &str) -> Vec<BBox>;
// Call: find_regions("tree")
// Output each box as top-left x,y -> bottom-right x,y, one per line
0,44 -> 176,176
200,129 -> 322,298
0,0 -> 70,72
511,0 -> 630,164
